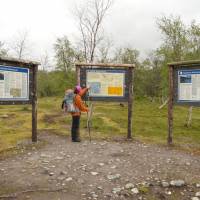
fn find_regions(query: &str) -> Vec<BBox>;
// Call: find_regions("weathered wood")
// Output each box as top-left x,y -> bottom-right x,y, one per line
168,60 -> 200,66
76,65 -> 81,85
168,65 -> 174,145
75,63 -> 135,68
159,98 -> 169,109
0,56 -> 40,65
127,67 -> 133,139
32,65 -> 38,142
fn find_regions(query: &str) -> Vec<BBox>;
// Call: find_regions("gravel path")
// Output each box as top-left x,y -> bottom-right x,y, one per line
0,133 -> 200,200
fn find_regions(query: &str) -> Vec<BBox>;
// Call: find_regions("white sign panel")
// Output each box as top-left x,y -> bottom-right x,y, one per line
0,66 -> 29,100
178,69 -> 200,101
86,69 -> 125,97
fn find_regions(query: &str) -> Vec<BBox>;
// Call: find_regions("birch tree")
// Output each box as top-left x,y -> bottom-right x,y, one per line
75,0 -> 113,62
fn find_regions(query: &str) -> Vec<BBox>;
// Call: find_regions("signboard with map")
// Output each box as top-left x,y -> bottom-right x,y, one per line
86,69 -> 125,97
76,63 -> 134,139
79,65 -> 133,102
0,66 -> 29,100
0,57 -> 39,142
178,69 -> 200,102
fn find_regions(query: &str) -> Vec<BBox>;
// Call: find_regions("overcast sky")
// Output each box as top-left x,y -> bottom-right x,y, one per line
0,0 -> 200,63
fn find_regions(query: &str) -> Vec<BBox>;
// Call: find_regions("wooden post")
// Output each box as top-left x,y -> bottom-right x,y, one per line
32,65 -> 38,142
127,67 -> 133,139
168,65 -> 174,145
76,65 -> 80,85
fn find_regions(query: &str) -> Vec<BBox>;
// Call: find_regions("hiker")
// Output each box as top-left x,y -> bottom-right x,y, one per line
71,85 -> 89,142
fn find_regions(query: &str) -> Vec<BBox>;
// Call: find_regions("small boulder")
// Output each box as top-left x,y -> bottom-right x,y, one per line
170,180 -> 185,187
125,183 -> 134,189
131,188 -> 139,194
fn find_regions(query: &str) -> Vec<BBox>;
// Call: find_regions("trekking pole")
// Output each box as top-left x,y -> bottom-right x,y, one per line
87,103 -> 93,142
86,91 -> 93,142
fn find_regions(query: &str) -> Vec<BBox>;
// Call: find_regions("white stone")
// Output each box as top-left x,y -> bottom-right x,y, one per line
196,192 -> 200,197
196,184 -> 200,188
161,181 -> 169,188
125,183 -> 134,189
191,197 -> 199,200
49,172 -> 54,176
131,188 -> 139,194
91,172 -> 98,176
112,187 -> 122,194
98,163 -> 105,166
166,191 -> 172,195
97,186 -> 103,190
170,180 -> 185,187
107,174 -> 121,180
56,156 -> 64,160
65,177 -> 73,182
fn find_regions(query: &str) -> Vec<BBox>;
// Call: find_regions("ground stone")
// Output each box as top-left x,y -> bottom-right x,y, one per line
161,181 -> 169,187
91,172 -> 98,176
125,183 -> 134,189
112,187 -> 122,194
107,174 -> 121,180
196,192 -> 200,197
191,197 -> 199,200
131,188 -> 139,194
65,177 -> 73,182
170,180 -> 185,187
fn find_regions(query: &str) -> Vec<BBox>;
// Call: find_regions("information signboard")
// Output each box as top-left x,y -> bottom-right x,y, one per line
0,65 -> 29,100
86,69 -> 125,97
76,63 -> 134,139
0,57 -> 39,142
167,60 -> 200,145
79,66 -> 130,102
178,69 -> 200,102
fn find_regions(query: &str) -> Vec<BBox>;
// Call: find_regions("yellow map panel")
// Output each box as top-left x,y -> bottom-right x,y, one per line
108,87 -> 123,96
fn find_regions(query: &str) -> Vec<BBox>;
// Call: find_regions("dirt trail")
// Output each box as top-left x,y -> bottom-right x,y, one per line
0,133 -> 200,200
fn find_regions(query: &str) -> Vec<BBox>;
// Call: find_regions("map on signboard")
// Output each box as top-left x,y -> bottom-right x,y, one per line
86,69 -> 125,97
0,66 -> 29,100
178,69 -> 200,101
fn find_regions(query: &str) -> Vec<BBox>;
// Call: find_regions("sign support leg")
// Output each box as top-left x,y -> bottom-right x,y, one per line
127,68 -> 133,139
168,65 -> 174,145
32,66 -> 38,142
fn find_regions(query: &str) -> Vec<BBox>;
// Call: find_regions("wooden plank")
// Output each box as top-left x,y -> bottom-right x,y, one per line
0,56 -> 40,65
75,63 -> 135,68
127,67 -> 133,139
32,65 -> 38,142
168,60 -> 200,67
168,65 -> 174,145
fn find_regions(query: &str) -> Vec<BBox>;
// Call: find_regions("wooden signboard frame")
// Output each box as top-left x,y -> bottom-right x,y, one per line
75,63 -> 135,139
168,60 -> 200,145
0,57 -> 39,142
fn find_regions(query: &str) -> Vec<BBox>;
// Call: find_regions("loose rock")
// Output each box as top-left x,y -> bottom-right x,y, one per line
196,192 -> 200,197
131,188 -> 139,194
170,180 -> 185,187
125,183 -> 134,189
107,174 -> 121,180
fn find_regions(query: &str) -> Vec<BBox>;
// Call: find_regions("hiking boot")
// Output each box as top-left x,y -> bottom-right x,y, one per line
72,129 -> 81,142
72,138 -> 81,142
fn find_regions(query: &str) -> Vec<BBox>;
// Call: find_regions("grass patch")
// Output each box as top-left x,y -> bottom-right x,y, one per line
0,97 -> 200,153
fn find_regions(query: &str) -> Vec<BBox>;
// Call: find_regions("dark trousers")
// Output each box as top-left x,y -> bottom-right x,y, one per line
71,116 -> 80,141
